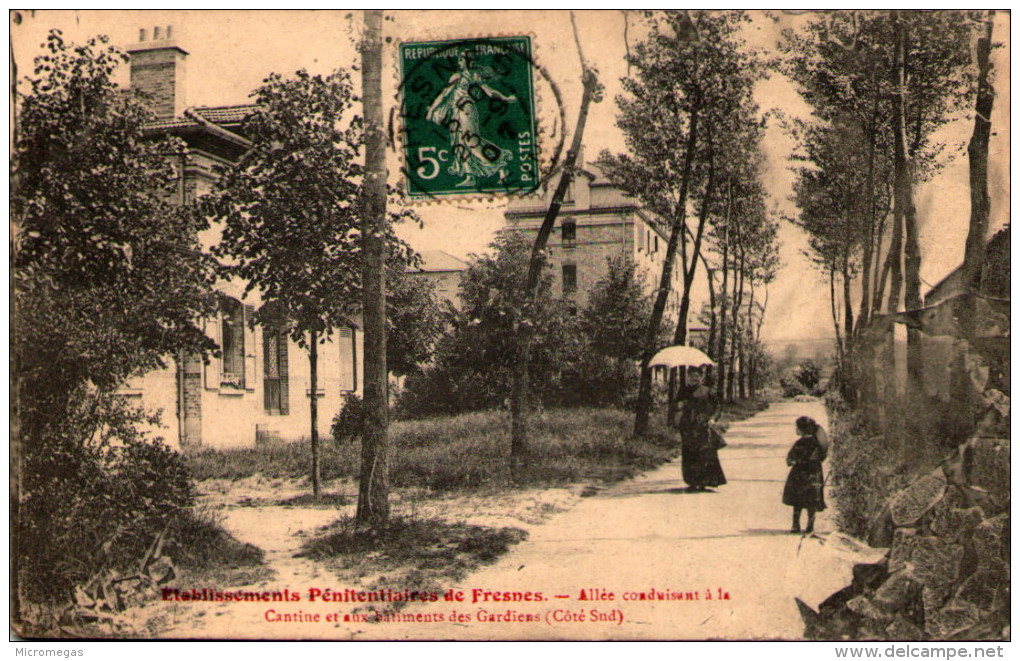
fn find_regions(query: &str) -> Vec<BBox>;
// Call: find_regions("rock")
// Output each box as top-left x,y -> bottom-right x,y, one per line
846,595 -> 893,622
930,505 -> 984,542
867,504 -> 896,548
873,570 -> 922,610
886,616 -> 926,641
819,585 -> 858,617
956,561 -> 1009,611
890,472 -> 948,527
972,513 -> 1008,570
72,584 -> 96,609
887,532 -> 965,618
925,600 -> 982,640
965,438 -> 1010,501
888,528 -> 918,573
852,561 -> 890,593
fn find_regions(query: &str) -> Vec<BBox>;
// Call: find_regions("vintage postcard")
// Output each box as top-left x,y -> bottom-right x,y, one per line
10,9 -> 1010,645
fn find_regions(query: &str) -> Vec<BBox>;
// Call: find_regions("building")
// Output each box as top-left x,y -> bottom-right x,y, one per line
122,27 -> 363,449
504,156 -> 690,320
409,250 -> 469,309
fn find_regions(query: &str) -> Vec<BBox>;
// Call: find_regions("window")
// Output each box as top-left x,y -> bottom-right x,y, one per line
654,234 -> 659,253
561,220 -> 576,248
220,297 -> 245,388
562,264 -> 577,294
263,326 -> 289,415
339,327 -> 358,392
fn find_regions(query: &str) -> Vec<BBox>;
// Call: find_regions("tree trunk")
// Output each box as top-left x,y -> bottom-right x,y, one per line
634,102 -> 700,437
511,59 -> 597,478
356,8 -> 390,525
893,12 -> 924,395
830,263 -> 845,368
667,150 -> 717,424
856,98 -> 880,335
716,226 -> 729,403
961,10 -> 995,339
309,331 -> 321,499
727,250 -> 744,404
705,266 -> 717,363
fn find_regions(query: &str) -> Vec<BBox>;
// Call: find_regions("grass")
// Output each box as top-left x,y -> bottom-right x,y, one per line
166,507 -> 272,586
187,407 -> 680,493
298,516 -> 528,614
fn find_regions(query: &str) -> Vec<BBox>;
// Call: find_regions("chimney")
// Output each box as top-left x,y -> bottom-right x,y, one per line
126,25 -> 188,119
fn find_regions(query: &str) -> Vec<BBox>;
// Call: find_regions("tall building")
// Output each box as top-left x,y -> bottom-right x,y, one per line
504,156 -> 691,322
122,27 -> 362,449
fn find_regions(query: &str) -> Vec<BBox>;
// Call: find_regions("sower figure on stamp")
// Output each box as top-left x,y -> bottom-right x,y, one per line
678,369 -> 727,492
426,49 -> 517,188
783,416 -> 828,534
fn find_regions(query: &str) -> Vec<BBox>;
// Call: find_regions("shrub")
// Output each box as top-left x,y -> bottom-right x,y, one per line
780,373 -> 806,398
19,394 -> 195,603
794,359 -> 821,391
826,395 -> 905,539
331,394 -> 366,445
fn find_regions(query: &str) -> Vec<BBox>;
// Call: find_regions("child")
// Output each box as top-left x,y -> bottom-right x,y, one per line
783,416 -> 827,534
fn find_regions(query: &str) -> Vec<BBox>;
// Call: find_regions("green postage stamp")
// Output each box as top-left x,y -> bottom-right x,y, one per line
398,37 -> 540,198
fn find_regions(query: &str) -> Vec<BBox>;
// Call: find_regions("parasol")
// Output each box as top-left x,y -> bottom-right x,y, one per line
649,345 -> 715,368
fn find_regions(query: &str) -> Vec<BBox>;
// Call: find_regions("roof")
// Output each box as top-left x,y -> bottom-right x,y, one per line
192,104 -> 258,126
414,250 -> 468,272
143,104 -> 258,133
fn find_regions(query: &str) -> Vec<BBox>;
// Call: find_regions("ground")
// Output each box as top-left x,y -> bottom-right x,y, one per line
136,398 -> 880,640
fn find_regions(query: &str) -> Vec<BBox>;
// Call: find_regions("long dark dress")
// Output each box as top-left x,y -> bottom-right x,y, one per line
783,434 -> 827,510
679,386 -> 727,488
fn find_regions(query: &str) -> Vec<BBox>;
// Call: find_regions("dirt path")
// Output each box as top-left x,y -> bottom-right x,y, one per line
146,399 -> 882,640
371,399 -> 859,640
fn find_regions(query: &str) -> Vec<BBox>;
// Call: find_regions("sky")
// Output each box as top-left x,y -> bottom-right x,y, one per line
10,10 -> 1010,344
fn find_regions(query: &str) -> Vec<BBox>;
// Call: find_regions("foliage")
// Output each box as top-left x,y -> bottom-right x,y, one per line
209,67 -> 415,344
396,231 -> 582,417
794,359 -> 822,391
598,11 -> 773,432
13,30 -> 217,414
826,396 -> 905,539
12,31 -> 218,603
581,258 -> 651,362
386,269 -> 447,377
331,395 -> 367,445
20,394 -> 195,602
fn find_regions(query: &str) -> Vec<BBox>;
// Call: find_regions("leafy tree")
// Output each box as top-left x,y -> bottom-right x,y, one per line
581,257 -> 651,363
397,232 -> 580,417
599,10 -> 767,435
386,269 -> 446,377
209,67 -> 414,499
782,10 -> 974,408
12,31 -> 216,606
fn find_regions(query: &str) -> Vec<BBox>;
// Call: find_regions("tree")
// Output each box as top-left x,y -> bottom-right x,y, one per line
581,257 -> 651,363
599,10 -> 767,435
397,232 -> 578,418
386,268 -> 446,378
961,11 -> 996,339
12,31 -> 216,606
509,11 -> 603,480
783,10 -> 973,392
357,8 -> 394,525
210,65 -> 413,500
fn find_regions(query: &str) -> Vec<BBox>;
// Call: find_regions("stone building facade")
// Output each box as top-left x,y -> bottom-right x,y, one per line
504,158 -> 692,323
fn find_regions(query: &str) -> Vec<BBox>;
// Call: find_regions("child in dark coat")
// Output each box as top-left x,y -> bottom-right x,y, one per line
783,416 -> 827,534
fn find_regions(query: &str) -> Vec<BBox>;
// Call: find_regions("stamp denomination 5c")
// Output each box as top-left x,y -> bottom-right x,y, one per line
398,37 -> 539,198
